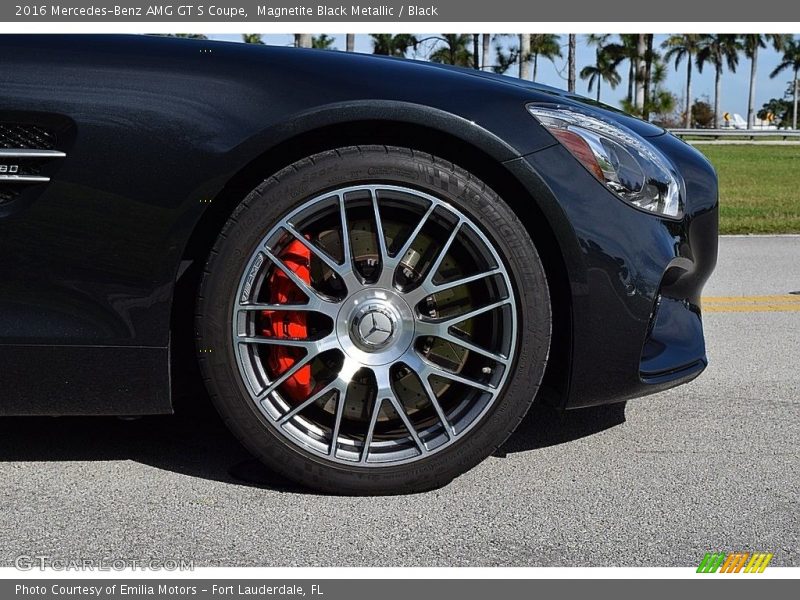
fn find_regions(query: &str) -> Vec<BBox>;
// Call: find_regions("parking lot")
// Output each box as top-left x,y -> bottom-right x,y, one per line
1,235 -> 797,567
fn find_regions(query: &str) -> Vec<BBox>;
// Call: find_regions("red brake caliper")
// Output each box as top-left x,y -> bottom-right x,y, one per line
261,239 -> 314,401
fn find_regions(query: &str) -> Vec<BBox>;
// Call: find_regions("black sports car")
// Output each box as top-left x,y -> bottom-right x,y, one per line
0,35 -> 718,494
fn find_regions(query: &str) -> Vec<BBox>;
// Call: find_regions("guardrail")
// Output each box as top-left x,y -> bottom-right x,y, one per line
669,129 -> 800,140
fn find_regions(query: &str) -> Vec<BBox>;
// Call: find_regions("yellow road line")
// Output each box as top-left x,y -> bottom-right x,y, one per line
701,295 -> 800,313
704,304 -> 800,313
703,295 -> 800,304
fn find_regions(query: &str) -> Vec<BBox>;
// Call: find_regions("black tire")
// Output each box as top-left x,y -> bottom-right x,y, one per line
196,145 -> 551,495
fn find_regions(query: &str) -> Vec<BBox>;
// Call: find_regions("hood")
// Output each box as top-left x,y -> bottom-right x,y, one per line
406,60 -> 667,138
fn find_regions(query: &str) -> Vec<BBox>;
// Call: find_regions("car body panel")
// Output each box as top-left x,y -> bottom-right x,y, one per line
0,35 -> 718,415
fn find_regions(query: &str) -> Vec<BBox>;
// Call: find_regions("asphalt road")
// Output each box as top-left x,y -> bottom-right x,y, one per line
1,235 -> 797,568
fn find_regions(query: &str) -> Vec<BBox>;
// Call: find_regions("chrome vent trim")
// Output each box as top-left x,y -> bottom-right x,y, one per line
0,148 -> 66,185
0,149 -> 67,159
0,174 -> 52,183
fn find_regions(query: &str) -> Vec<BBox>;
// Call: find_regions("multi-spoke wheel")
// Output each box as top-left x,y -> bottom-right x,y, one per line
197,146 -> 551,494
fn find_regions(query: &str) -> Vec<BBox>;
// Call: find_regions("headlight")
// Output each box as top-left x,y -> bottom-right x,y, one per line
527,104 -> 683,218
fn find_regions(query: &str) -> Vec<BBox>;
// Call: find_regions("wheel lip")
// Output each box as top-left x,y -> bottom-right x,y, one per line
230,183 -> 520,468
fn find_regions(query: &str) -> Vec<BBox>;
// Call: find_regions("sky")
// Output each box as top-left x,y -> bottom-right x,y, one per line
208,33 -> 798,119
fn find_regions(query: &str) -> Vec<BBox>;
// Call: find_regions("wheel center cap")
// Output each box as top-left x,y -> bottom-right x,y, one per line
336,289 -> 416,367
354,306 -> 396,350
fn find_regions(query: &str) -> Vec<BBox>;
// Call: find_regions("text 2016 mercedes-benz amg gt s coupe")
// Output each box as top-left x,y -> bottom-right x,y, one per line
0,35 -> 718,494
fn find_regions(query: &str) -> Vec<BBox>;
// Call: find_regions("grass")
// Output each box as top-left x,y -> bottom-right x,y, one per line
694,144 -> 800,234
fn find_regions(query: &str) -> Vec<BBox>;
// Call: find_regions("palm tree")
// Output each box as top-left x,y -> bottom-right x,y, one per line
621,35 -> 639,105
156,34 -> 207,39
568,34 -> 577,92
370,34 -> 418,57
642,35 -> 657,119
770,37 -> 800,130
429,34 -> 474,67
519,34 -> 531,79
492,43 -> 519,75
529,34 -> 562,82
663,34 -> 702,128
602,35 -> 639,105
696,34 -> 741,128
743,35 -> 789,127
646,60 -> 677,121
242,34 -> 263,44
312,34 -> 336,50
346,34 -> 355,52
580,49 -> 621,102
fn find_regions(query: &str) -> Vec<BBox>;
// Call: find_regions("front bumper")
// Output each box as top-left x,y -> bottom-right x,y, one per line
506,131 -> 718,408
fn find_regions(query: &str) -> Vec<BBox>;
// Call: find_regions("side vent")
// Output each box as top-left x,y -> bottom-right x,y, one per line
0,124 -> 65,205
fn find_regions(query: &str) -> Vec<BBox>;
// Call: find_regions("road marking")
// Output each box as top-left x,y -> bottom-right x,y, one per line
702,295 -> 800,313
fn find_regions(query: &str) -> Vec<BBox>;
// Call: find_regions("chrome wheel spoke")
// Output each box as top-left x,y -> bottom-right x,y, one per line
424,364 -> 496,394
421,298 -> 512,329
360,397 -> 383,464
370,190 -> 390,267
384,201 -> 436,270
279,379 -> 342,425
421,220 -> 462,288
403,352 -> 455,438
237,303 -> 321,314
264,248 -> 326,303
256,353 -> 316,400
374,366 -> 427,456
403,349 -> 496,395
237,334 -> 334,352
436,331 -> 509,365
404,268 -> 502,307
338,194 -> 353,267
329,382 -> 348,457
284,223 -> 345,275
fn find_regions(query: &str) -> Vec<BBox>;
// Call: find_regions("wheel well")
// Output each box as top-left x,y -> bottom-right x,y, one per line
173,120 -> 571,407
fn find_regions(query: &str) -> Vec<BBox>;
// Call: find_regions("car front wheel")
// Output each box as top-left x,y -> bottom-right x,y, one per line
197,146 -> 551,494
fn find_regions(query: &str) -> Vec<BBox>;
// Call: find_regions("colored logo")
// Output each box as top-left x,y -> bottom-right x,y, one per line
697,552 -> 773,573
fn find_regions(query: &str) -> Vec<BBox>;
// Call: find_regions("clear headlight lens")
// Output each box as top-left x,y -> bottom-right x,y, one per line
527,104 -> 683,218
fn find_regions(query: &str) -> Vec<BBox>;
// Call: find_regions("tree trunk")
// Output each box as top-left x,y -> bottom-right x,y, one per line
685,56 -> 693,128
295,34 -> 312,48
627,61 -> 634,104
634,34 -> 646,110
533,54 -> 538,82
519,34 -> 531,80
747,45 -> 758,128
714,67 -> 722,128
597,78 -> 601,102
473,34 -> 480,70
643,34 -> 653,120
568,34 -> 576,92
482,34 -> 491,71
346,34 -> 355,52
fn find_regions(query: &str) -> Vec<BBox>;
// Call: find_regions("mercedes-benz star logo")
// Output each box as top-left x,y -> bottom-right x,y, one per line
357,309 -> 394,347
